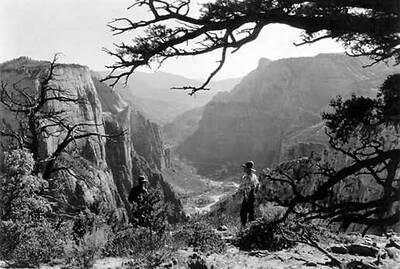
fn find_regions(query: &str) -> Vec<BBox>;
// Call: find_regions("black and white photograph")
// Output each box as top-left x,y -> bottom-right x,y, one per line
0,0 -> 399,268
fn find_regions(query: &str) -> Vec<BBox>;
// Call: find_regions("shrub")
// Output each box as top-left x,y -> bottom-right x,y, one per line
187,253 -> 212,269
72,209 -> 108,241
65,226 -> 109,268
172,221 -> 226,254
0,221 -> 19,258
236,217 -> 296,251
11,221 -> 66,266
104,189 -> 171,258
123,249 -> 173,269
0,219 -> 70,267
3,149 -> 35,176
105,226 -> 158,257
130,188 -> 169,250
0,149 -> 69,266
131,188 -> 168,228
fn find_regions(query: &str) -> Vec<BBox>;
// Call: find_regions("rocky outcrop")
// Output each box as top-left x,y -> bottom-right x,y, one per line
0,57 -> 184,223
178,54 -> 400,177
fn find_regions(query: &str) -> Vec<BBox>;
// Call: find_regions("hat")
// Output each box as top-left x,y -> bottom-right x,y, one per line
241,161 -> 256,171
138,175 -> 149,183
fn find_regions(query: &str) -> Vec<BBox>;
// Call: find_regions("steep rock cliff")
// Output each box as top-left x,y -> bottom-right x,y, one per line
0,58 -> 119,217
0,57 -> 183,222
93,76 -> 184,222
178,54 -> 400,176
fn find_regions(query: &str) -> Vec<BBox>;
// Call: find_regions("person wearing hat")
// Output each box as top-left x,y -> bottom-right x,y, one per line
238,161 -> 260,227
128,174 -> 149,205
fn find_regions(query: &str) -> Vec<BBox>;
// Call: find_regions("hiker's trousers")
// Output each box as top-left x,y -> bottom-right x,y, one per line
240,190 -> 255,226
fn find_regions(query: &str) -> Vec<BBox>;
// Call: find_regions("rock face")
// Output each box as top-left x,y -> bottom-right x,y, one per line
0,57 -> 184,222
178,54 -> 400,177
95,76 -> 183,222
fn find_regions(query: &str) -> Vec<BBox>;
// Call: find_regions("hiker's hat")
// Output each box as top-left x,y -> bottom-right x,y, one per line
241,161 -> 256,171
138,174 -> 149,183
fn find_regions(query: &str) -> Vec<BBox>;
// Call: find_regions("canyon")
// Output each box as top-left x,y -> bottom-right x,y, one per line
177,54 -> 400,178
0,57 -> 184,223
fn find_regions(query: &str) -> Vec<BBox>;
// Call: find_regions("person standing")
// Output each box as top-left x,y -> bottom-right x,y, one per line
128,174 -> 149,204
128,175 -> 150,225
238,161 -> 260,227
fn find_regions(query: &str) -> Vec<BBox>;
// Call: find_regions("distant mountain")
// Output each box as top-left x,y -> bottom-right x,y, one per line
162,106 -> 205,146
96,70 -> 240,125
177,54 -> 400,177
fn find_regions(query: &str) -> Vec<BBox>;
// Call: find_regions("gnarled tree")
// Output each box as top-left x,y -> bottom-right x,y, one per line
263,74 -> 400,233
104,0 -> 400,231
103,0 -> 400,94
0,56 -> 120,180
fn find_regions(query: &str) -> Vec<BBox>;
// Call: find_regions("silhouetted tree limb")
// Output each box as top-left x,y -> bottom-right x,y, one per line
103,0 -> 400,94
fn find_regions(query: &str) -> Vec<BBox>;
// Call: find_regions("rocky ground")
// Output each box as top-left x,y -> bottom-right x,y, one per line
1,229 -> 399,268
94,230 -> 400,269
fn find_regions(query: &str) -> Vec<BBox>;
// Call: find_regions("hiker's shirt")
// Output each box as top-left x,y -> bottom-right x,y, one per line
238,173 -> 260,199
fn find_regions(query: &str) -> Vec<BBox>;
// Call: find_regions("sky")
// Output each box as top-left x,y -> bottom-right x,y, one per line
0,0 -> 345,80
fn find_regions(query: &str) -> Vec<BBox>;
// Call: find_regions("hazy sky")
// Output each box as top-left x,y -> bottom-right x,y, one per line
0,0 -> 344,79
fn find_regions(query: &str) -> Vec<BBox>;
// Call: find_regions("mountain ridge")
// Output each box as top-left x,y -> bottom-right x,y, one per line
94,70 -> 241,125
177,54 -> 400,177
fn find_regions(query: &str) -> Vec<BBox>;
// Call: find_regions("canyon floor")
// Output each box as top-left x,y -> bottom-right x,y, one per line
162,155 -> 239,215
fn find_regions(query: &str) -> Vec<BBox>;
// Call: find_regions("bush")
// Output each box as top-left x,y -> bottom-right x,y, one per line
236,217 -> 296,251
187,253 -> 212,269
172,221 -> 226,254
0,219 -> 70,267
72,209 -> 108,241
105,225 -> 163,257
73,189 -> 171,261
0,221 -> 19,258
123,249 -> 173,269
3,149 -> 34,176
0,149 -> 69,266
65,226 -> 109,268
130,188 -> 169,251
12,221 -> 66,266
